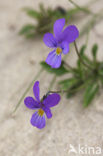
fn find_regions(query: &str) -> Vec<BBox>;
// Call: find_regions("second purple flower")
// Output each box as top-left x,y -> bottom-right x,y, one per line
43,18 -> 79,68
24,81 -> 61,129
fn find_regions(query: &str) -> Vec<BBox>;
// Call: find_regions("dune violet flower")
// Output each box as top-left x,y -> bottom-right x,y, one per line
24,81 -> 61,129
43,18 -> 79,68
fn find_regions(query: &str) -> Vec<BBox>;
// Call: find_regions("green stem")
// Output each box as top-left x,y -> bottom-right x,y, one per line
68,0 -> 93,15
48,76 -> 94,94
48,82 -> 86,94
74,41 -> 93,70
12,68 -> 43,113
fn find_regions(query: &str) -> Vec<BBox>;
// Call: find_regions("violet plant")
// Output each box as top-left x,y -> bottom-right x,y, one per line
13,1 -> 103,129
21,18 -> 103,129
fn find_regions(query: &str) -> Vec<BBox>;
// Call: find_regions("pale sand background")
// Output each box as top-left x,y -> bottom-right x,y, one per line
0,0 -> 103,156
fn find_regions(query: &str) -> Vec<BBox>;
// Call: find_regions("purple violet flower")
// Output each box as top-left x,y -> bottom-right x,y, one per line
24,81 -> 61,129
43,18 -> 79,68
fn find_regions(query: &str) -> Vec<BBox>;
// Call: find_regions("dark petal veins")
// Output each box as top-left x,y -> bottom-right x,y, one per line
51,54 -> 61,68
46,50 -> 56,65
43,33 -> 57,48
30,111 -> 46,129
24,96 -> 40,109
43,93 -> 61,108
46,50 -> 62,68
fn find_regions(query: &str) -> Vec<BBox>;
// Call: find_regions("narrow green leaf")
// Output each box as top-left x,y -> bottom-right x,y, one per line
59,78 -> 78,90
83,82 -> 99,107
40,61 -> 68,76
82,55 -> 92,66
78,45 -> 92,66
92,43 -> 98,60
99,68 -> 103,76
19,24 -> 35,35
99,75 -> 103,85
76,45 -> 87,79
23,8 -> 41,19
80,45 -> 86,56
77,60 -> 84,79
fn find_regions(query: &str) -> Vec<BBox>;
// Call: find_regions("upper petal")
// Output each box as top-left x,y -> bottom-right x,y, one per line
30,111 -> 46,129
43,33 -> 57,48
24,96 -> 40,109
53,18 -> 65,41
43,107 -> 52,119
33,81 -> 40,101
61,41 -> 69,54
43,93 -> 61,108
62,25 -> 79,43
46,50 -> 62,68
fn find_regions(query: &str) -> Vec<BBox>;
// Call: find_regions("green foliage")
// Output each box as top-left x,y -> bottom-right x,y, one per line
23,8 -> 41,19
92,43 -> 98,61
83,82 -> 99,107
39,43 -> 103,107
19,4 -> 91,38
40,61 -> 68,76
59,78 -> 78,90
19,24 -> 35,38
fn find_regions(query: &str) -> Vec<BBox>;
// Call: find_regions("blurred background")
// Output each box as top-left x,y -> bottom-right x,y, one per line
0,0 -> 103,155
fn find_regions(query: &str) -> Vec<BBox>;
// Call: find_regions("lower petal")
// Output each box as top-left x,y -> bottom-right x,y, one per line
43,107 -> 52,119
30,111 -> 46,129
46,50 -> 56,66
46,51 -> 62,68
51,54 -> 61,68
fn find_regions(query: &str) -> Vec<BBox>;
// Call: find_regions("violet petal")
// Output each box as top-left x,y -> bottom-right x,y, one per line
43,93 -> 61,108
46,50 -> 62,68
53,18 -> 65,41
43,33 -> 57,48
62,25 -> 79,43
30,111 -> 46,129
61,41 -> 69,54
43,107 -> 52,119
24,96 -> 40,109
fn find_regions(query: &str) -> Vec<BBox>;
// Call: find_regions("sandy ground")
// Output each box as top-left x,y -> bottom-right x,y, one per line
0,0 -> 103,156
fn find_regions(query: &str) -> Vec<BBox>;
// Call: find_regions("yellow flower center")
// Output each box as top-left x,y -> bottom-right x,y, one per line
38,109 -> 44,116
56,47 -> 62,55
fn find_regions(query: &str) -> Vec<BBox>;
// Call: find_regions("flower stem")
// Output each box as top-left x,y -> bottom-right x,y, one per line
48,78 -> 92,95
48,82 -> 86,94
74,41 -> 93,70
12,68 -> 43,113
68,0 -> 93,15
